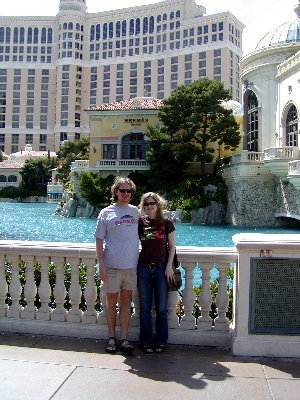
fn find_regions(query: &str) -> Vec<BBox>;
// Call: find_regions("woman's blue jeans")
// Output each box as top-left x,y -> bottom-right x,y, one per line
137,264 -> 169,346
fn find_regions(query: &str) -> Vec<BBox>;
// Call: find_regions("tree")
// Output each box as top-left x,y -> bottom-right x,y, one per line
20,158 -> 57,193
79,173 -> 115,209
156,78 -> 241,174
0,151 -> 4,162
56,137 -> 90,183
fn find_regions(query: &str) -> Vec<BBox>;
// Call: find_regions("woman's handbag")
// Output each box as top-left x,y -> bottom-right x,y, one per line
167,249 -> 182,292
165,219 -> 182,292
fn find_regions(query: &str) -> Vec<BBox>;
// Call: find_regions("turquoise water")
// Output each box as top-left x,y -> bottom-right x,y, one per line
0,202 -> 299,246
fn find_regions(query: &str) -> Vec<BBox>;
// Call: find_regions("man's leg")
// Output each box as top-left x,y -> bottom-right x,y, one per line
106,292 -> 119,338
119,288 -> 132,340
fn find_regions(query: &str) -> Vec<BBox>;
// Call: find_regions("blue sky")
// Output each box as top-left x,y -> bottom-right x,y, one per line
0,0 -> 296,55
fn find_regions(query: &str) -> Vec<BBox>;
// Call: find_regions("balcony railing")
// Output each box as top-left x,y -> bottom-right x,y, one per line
0,241 -> 236,347
264,146 -> 299,160
95,159 -> 150,170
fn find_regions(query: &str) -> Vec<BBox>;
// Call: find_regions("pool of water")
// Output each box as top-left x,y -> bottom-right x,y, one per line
0,202 -> 299,246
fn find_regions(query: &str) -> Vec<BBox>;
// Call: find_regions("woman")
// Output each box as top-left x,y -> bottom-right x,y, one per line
137,192 -> 176,354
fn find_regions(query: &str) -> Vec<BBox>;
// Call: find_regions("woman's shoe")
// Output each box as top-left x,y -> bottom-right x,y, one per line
142,345 -> 154,354
155,344 -> 166,353
105,337 -> 117,354
119,339 -> 135,354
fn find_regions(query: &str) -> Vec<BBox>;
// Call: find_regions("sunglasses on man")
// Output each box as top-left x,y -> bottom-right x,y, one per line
118,188 -> 133,194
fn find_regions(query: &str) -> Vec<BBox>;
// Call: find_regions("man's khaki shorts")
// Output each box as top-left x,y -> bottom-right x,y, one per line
104,267 -> 137,293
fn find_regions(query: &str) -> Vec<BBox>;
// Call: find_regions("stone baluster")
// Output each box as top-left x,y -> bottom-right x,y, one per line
82,259 -> 97,324
130,287 -> 140,327
98,276 -> 107,325
7,255 -> 22,318
21,255 -> 37,319
214,263 -> 230,331
51,257 -> 67,322
180,261 -> 196,329
168,291 -> 180,329
0,254 -> 8,317
36,256 -> 51,320
66,257 -> 82,323
198,262 -> 213,331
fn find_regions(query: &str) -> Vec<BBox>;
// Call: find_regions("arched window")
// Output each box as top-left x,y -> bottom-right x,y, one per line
135,19 -> 140,35
109,22 -> 113,39
63,23 -> 67,30
122,20 -> 127,37
41,27 -> 47,43
27,27 -> 32,44
176,10 -> 181,18
68,22 -> 73,30
90,25 -> 95,41
116,21 -> 121,38
286,104 -> 298,146
0,27 -> 4,43
6,27 -> 11,43
130,19 -> 134,36
20,27 -> 25,44
149,16 -> 154,34
33,27 -> 39,43
103,23 -> 107,40
8,175 -> 17,182
246,91 -> 259,151
13,27 -> 19,44
0,175 -> 7,182
47,28 -> 53,43
96,24 -> 100,40
122,132 -> 147,159
143,17 -> 148,34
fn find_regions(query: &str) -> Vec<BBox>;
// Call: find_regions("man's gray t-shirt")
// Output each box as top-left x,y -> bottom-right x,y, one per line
94,204 -> 139,269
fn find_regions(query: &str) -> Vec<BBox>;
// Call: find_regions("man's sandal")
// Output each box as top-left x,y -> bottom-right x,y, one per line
105,337 -> 117,354
119,339 -> 135,354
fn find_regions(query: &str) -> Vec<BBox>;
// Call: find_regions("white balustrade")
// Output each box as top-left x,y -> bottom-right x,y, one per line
0,253 -> 8,317
0,241 -> 237,346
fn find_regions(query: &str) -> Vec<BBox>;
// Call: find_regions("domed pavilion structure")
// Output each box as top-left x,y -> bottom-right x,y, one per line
223,2 -> 300,226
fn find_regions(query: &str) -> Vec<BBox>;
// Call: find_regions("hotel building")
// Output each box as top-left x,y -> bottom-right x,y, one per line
0,0 -> 244,155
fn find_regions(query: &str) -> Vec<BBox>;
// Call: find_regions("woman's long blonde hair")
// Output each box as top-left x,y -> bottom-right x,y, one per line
139,192 -> 166,227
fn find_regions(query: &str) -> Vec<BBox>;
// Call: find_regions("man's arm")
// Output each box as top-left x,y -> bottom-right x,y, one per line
96,237 -> 107,282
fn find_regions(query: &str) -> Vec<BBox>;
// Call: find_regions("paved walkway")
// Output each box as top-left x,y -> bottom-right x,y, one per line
0,332 -> 299,400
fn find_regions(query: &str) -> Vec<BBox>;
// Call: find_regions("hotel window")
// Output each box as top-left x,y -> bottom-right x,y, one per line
286,105 -> 298,147
26,134 -> 33,144
103,144 -> 117,160
12,134 -> 19,144
246,91 -> 259,151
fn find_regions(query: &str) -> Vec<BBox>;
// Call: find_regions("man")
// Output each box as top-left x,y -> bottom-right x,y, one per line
95,176 -> 139,354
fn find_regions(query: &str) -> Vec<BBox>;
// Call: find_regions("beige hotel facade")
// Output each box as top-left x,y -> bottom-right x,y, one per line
0,0 -> 244,155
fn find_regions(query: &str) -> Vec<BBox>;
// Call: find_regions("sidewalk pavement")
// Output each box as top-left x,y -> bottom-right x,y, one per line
0,332 -> 299,400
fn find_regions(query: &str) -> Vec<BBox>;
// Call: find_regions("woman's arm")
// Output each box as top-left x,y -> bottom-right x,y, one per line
165,230 -> 175,281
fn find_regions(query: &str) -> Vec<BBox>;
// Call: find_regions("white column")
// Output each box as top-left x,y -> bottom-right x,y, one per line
36,256 -> 51,320
0,253 -> 8,317
51,257 -> 67,322
82,261 -> 97,324
7,255 -> 22,318
168,291 -> 180,329
66,257 -> 82,323
198,262 -> 213,331
130,287 -> 140,327
21,255 -> 37,320
179,261 -> 196,329
98,276 -> 107,325
214,263 -> 230,331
